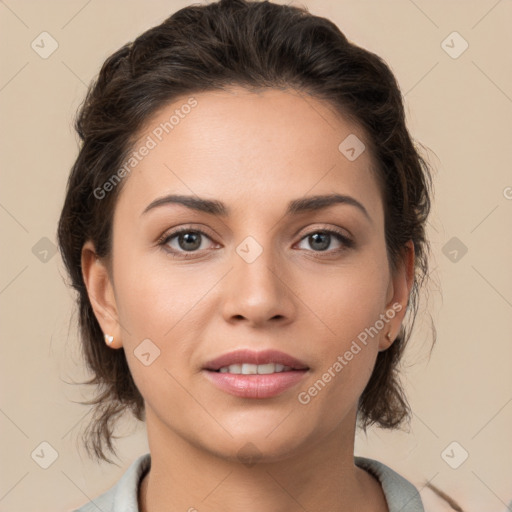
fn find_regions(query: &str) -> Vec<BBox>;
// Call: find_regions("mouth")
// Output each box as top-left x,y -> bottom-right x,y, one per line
202,349 -> 309,399
203,348 -> 310,373
213,363 -> 300,374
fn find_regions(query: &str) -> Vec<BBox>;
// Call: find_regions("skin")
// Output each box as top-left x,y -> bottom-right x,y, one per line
82,87 -> 414,512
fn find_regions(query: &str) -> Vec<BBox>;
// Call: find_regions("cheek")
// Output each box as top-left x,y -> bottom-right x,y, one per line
303,249 -> 389,414
301,272 -> 388,425
112,256 -> 199,410
112,249 -> 217,394
112,241 -> 201,336
317,254 -> 391,340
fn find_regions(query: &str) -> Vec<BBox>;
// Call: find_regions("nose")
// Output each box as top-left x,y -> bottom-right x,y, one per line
221,242 -> 296,328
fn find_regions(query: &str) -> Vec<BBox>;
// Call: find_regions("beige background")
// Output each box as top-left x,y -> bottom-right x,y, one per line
1,1 -> 511,511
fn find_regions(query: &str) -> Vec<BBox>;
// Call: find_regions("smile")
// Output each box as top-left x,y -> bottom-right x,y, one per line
216,363 -> 294,374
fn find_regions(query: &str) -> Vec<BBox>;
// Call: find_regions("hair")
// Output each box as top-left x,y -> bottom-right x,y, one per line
58,0 -> 441,496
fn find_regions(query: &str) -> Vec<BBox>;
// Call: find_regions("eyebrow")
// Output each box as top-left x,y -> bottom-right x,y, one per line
141,193 -> 371,221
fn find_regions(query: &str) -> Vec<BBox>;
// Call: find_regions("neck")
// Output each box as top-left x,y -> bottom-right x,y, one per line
138,407 -> 388,512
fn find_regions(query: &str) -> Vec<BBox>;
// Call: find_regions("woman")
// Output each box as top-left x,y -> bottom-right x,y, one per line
58,0 -> 460,510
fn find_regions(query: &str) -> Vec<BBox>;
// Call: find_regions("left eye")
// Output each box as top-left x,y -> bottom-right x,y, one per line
296,230 -> 352,252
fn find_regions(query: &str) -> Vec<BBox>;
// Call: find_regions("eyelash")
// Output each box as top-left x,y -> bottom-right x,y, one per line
157,226 -> 354,259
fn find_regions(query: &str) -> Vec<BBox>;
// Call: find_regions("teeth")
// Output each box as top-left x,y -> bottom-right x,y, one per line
242,363 -> 258,374
256,363 -> 275,374
217,363 -> 294,374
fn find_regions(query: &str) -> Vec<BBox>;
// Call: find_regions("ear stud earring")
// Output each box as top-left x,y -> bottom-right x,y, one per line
385,332 -> 392,341
104,334 -> 114,345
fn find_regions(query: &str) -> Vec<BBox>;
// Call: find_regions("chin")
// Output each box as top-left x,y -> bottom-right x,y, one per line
201,428 -> 309,465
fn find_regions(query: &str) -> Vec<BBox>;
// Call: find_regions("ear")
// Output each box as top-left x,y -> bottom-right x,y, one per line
378,240 -> 415,352
81,240 -> 122,349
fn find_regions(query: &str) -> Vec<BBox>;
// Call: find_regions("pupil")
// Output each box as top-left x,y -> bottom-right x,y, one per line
180,232 -> 201,251
310,232 -> 329,251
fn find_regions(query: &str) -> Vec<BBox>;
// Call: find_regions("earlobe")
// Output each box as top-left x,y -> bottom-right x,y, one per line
378,331 -> 394,352
81,240 -> 120,348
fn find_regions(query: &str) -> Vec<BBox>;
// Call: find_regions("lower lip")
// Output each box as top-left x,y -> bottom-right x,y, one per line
203,369 -> 308,398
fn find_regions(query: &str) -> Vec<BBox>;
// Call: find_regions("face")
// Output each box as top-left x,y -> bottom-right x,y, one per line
83,87 -> 412,463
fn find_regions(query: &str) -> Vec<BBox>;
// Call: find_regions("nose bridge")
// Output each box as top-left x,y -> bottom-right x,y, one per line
222,233 -> 294,325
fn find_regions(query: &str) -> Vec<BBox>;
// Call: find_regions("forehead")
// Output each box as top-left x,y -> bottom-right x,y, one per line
114,87 -> 382,223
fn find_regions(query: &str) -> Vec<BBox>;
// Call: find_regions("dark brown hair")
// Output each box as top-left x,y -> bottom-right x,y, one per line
58,0 -> 434,469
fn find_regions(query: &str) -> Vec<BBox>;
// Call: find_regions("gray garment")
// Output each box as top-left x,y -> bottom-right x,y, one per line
73,452 -> 425,512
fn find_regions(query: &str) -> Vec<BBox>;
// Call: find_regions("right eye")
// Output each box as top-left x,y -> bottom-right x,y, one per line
158,227 -> 218,257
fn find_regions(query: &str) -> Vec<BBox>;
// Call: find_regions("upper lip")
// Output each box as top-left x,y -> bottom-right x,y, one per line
203,349 -> 309,371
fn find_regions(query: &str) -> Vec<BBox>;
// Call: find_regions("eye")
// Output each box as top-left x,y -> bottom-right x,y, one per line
158,227 -> 216,257
158,226 -> 354,259
296,229 -> 354,253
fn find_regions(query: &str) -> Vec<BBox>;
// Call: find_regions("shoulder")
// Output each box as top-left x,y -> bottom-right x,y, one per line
354,456 -> 425,512
71,453 -> 151,512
